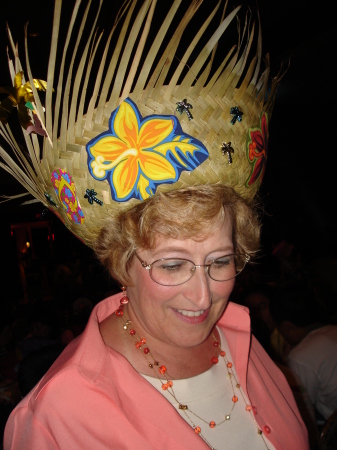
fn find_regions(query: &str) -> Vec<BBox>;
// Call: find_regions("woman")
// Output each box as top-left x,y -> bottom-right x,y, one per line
4,186 -> 309,449
2,1 -> 309,448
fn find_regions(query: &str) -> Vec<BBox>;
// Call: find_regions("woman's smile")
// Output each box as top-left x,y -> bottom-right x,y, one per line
175,308 -> 205,317
172,307 -> 210,324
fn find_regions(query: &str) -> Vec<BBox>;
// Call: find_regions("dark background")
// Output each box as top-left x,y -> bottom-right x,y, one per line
0,0 -> 336,300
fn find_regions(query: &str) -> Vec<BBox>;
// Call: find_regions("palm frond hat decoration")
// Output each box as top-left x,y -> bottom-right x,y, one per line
0,0 -> 279,247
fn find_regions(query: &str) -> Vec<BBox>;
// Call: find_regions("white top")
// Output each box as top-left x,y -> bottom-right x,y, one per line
287,325 -> 337,420
142,328 -> 275,450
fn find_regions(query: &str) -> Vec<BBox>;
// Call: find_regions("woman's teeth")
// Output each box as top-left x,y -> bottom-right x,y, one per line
176,309 -> 205,317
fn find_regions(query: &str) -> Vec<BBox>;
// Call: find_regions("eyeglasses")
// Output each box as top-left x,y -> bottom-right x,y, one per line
134,252 -> 250,286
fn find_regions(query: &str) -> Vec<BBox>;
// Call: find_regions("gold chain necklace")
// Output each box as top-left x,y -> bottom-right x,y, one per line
115,297 -> 270,450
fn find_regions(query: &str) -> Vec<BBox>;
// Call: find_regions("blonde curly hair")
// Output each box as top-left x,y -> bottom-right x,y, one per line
94,185 -> 260,285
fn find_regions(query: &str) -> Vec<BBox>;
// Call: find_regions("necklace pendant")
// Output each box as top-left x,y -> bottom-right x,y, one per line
178,404 -> 188,410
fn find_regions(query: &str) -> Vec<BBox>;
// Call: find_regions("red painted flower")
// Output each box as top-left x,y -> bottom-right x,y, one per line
246,113 -> 269,186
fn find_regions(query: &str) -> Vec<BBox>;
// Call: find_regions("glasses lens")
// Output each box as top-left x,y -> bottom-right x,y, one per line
151,259 -> 195,286
208,254 -> 247,281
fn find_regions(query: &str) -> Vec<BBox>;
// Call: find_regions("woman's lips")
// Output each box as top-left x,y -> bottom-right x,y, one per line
173,307 -> 209,323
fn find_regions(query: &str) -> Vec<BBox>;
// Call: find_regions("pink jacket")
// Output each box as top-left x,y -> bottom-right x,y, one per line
4,294 -> 309,449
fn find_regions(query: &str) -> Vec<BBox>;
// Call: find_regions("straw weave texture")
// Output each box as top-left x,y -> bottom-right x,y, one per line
0,0 -> 279,247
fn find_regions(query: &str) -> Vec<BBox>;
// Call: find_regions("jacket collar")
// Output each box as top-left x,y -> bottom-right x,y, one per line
32,294 -> 252,449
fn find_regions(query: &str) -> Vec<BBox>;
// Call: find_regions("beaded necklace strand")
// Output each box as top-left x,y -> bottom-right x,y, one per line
115,295 -> 270,450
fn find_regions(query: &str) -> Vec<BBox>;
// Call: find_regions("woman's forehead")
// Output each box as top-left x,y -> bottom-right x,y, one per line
147,219 -> 234,255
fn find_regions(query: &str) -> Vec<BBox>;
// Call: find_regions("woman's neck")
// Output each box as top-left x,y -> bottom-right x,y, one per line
99,304 -> 220,379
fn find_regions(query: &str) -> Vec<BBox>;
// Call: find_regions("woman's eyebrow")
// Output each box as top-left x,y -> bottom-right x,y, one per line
150,247 -> 191,258
151,246 -> 234,258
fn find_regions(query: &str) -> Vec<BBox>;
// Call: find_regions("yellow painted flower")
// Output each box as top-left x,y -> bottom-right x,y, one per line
86,98 -> 208,201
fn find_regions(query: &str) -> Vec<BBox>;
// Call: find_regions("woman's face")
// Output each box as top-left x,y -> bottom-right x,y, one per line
126,217 -> 235,349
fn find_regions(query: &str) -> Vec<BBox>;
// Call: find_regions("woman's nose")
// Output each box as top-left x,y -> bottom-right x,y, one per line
190,264 -> 210,278
185,266 -> 212,308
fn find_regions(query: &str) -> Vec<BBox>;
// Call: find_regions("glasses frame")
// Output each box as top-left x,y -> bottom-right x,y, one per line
134,252 -> 250,286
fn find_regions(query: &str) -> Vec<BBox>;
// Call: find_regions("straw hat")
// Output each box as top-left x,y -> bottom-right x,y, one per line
0,0 -> 279,248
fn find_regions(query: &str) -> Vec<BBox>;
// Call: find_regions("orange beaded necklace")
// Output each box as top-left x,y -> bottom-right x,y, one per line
115,292 -> 270,450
